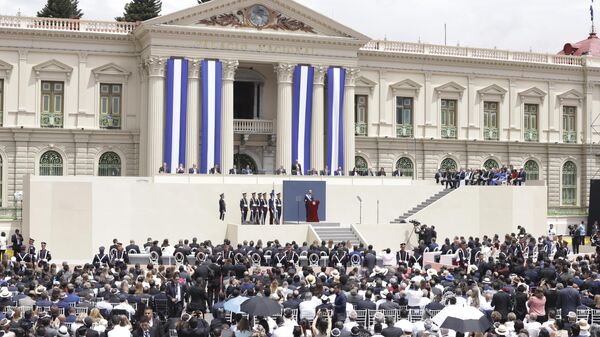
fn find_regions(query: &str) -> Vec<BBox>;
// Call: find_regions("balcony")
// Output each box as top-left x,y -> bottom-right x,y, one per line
563,131 -> 577,143
524,129 -> 539,142
233,119 -> 274,135
396,124 -> 413,138
0,15 -> 138,35
484,127 -> 499,141
441,126 -> 457,139
355,122 -> 367,136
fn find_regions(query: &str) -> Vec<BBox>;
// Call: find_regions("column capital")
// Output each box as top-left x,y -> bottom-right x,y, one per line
313,65 -> 327,86
345,67 -> 360,87
274,63 -> 295,83
144,56 -> 167,77
222,59 -> 239,81
189,59 -> 201,79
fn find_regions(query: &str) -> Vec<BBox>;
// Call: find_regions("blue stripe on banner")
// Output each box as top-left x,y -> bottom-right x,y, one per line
292,65 -> 315,174
164,58 -> 189,173
179,59 -> 189,168
200,60 -> 222,173
326,67 -> 345,175
338,68 -> 346,172
164,59 -> 174,172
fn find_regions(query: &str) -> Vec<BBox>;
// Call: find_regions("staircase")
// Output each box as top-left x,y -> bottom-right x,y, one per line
391,188 -> 454,223
311,223 -> 362,246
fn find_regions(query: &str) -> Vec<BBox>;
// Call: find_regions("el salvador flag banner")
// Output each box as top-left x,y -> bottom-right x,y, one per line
292,65 -> 314,175
326,67 -> 346,175
164,58 -> 189,174
200,60 -> 223,174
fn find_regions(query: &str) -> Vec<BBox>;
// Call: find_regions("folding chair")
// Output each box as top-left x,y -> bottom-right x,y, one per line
409,308 -> 423,322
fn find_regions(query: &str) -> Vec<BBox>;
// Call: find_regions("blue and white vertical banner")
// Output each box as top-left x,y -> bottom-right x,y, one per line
291,65 -> 314,175
200,59 -> 223,174
164,58 -> 189,173
326,67 -> 346,175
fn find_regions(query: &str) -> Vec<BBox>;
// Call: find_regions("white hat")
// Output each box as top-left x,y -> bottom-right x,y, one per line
0,288 -> 11,298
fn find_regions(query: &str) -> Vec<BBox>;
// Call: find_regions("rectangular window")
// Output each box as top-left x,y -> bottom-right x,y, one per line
40,81 -> 64,128
441,99 -> 457,139
396,97 -> 413,137
562,106 -> 576,143
483,101 -> 499,140
523,103 -> 538,142
99,83 -> 122,129
0,79 -> 3,127
354,95 -> 368,136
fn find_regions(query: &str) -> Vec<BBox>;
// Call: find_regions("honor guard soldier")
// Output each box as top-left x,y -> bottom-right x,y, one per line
37,242 -> 52,268
27,238 -> 36,264
250,193 -> 258,224
111,243 -> 129,269
273,247 -> 287,268
284,244 -> 299,266
268,193 -> 276,225
240,193 -> 249,224
330,249 -> 348,268
15,246 -> 28,264
396,243 -> 409,267
275,193 -> 282,224
93,246 -> 110,269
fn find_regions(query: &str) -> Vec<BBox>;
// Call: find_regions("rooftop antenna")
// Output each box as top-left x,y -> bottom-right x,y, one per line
592,0 -> 596,34
444,23 -> 447,45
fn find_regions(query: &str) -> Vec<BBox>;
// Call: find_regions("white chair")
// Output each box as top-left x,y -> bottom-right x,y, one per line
195,251 -> 206,263
149,251 -> 160,264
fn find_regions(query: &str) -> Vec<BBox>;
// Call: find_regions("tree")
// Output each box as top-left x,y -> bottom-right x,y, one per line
37,0 -> 83,19
116,0 -> 162,22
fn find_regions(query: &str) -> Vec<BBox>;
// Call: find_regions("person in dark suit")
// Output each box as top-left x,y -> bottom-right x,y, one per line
293,160 -> 303,175
37,241 -> 52,268
187,278 -> 207,313
491,284 -> 512,321
133,316 -> 161,337
381,316 -> 403,337
126,240 -> 140,254
249,192 -> 258,224
304,190 -> 313,221
11,229 -> 23,254
219,194 -> 226,221
557,280 -> 581,317
176,163 -> 185,174
275,193 -> 282,225
334,166 -> 343,176
514,167 -> 527,185
158,162 -> 170,174
239,193 -> 248,224
320,165 -> 330,176
275,166 -> 287,175
393,168 -> 403,176
228,166 -> 238,175
268,193 -> 276,225
166,273 -> 187,318
209,165 -> 221,174
189,164 -> 200,174
242,165 -> 253,175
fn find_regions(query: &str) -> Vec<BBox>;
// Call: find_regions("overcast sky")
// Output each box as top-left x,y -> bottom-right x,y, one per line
0,0 -> 594,53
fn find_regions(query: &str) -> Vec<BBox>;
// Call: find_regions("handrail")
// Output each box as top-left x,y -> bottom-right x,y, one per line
361,40 -> 584,66
0,15 -> 138,35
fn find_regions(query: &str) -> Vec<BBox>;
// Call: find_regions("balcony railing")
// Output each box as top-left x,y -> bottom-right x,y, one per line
441,126 -> 457,139
355,122 -> 367,136
524,128 -> 539,142
0,15 -> 138,34
233,119 -> 274,134
484,127 -> 499,141
396,124 -> 413,138
361,41 -> 583,67
563,130 -> 577,143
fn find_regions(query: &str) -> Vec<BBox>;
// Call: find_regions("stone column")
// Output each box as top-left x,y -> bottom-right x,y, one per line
186,60 -> 201,169
144,56 -> 167,175
221,60 -> 238,173
274,63 -> 295,173
343,68 -> 359,174
311,65 -> 327,172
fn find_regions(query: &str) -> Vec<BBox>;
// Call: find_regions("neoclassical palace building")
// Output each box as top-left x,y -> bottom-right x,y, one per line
0,0 -> 599,221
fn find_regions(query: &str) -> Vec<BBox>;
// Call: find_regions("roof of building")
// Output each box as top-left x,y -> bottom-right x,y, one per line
559,31 -> 600,56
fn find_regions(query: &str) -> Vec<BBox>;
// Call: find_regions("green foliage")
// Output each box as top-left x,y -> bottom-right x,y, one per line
37,0 -> 83,19
116,0 -> 162,22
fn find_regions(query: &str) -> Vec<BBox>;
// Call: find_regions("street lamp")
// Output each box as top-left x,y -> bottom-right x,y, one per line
13,191 -> 23,221
356,196 -> 362,224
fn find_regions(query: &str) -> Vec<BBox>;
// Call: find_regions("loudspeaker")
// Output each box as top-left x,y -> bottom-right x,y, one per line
588,179 -> 600,235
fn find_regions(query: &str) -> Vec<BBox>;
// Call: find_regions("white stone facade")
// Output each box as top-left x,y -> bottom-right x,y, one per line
0,0 -> 598,222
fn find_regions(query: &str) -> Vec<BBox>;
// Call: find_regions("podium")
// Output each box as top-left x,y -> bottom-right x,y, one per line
306,200 -> 320,222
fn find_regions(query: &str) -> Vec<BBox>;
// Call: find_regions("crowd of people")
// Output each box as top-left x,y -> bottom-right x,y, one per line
434,166 -> 527,189
0,221 -> 599,337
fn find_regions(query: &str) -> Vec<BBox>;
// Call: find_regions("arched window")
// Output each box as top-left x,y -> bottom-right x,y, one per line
561,161 -> 577,205
355,156 -> 368,175
524,160 -> 539,181
440,158 -> 457,171
98,152 -> 122,176
234,153 -> 257,173
396,157 -> 414,178
39,151 -> 63,176
483,159 -> 499,170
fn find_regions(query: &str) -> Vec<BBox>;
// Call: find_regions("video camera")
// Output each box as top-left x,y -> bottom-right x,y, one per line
409,219 -> 421,227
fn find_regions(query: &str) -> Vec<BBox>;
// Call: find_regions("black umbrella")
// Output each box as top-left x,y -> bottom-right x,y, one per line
240,296 -> 282,316
432,305 -> 491,333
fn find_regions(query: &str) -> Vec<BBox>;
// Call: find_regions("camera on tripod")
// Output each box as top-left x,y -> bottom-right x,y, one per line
409,219 -> 421,227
